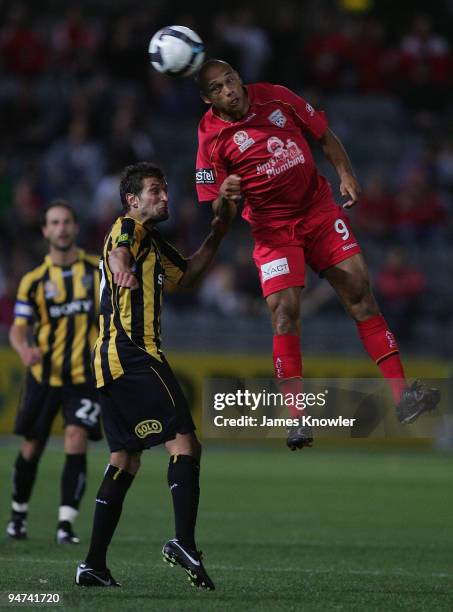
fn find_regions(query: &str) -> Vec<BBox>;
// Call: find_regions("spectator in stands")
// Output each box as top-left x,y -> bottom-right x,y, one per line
398,14 -> 452,118
199,263 -> 240,316
352,172 -> 396,242
375,246 -> 427,344
0,3 -> 49,76
393,168 -> 447,245
435,137 -> 453,191
51,6 -> 98,73
45,116 -> 104,218
213,8 -> 271,82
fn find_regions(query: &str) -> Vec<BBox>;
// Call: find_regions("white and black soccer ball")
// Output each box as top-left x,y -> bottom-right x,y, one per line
148,25 -> 205,77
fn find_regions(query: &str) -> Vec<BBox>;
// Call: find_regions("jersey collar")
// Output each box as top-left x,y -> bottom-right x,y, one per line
45,249 -> 84,268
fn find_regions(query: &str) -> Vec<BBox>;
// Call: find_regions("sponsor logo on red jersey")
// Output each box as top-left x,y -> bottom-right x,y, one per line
233,130 -> 255,153
196,168 -> 215,184
256,137 -> 305,178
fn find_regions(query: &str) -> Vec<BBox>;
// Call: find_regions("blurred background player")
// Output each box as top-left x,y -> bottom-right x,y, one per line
75,162 -> 230,589
195,59 -> 440,450
6,200 -> 101,544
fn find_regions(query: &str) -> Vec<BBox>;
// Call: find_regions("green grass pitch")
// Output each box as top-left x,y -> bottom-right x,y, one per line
0,441 -> 452,611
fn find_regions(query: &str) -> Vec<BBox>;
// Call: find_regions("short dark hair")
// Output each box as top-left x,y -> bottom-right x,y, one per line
119,162 -> 165,213
197,59 -> 233,94
40,199 -> 78,227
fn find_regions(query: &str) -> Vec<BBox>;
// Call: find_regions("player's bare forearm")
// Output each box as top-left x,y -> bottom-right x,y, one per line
9,324 -> 41,366
319,128 -> 361,207
212,196 -> 237,225
108,247 -> 139,289
179,220 -> 228,288
319,128 -> 354,177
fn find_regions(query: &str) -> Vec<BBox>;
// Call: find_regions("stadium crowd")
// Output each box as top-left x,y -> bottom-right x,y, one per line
0,0 -> 452,355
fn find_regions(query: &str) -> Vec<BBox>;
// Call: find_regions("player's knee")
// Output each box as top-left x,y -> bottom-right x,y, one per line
346,282 -> 378,321
267,289 -> 301,334
165,433 -> 201,460
21,439 -> 43,462
64,425 -> 87,453
126,451 -> 142,474
272,309 -> 299,335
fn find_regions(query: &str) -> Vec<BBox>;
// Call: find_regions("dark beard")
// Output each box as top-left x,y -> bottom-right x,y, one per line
52,241 -> 74,252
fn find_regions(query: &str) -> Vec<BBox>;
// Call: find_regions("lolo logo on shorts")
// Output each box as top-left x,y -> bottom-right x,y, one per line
261,257 -> 290,281
135,419 -> 163,439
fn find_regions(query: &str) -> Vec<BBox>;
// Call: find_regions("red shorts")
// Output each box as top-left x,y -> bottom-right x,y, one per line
252,200 -> 361,298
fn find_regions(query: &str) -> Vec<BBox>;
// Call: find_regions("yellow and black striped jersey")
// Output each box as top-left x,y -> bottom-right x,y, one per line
13,250 -> 100,387
93,216 -> 187,388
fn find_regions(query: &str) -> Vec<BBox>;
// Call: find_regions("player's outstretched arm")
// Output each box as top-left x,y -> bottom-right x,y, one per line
211,174 -> 241,223
179,217 -> 230,288
108,247 -> 139,289
318,128 -> 362,208
9,324 -> 41,367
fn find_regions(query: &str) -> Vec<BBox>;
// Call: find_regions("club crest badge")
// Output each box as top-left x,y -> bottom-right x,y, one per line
44,280 -> 59,299
268,109 -> 287,128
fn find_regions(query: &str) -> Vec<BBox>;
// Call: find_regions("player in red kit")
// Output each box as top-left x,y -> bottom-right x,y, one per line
195,60 -> 440,450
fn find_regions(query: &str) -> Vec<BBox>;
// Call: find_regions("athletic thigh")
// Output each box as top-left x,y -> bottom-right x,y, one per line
253,243 -> 305,298
14,372 -> 61,443
304,201 -> 361,275
62,382 -> 103,442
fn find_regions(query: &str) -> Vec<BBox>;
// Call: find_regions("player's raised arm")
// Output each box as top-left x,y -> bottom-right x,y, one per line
108,247 -> 139,289
318,128 -> 362,208
179,215 -> 231,288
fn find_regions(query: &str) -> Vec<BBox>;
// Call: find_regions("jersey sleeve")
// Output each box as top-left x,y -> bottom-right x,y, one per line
196,126 -> 228,203
153,233 -> 188,285
13,274 -> 36,326
272,84 -> 328,139
112,217 -> 141,261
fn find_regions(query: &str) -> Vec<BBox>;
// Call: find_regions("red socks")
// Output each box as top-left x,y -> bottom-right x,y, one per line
273,317 -> 406,415
273,334 -> 303,417
357,314 -> 406,403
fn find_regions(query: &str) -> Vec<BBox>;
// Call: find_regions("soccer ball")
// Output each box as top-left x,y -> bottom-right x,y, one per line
148,25 -> 205,77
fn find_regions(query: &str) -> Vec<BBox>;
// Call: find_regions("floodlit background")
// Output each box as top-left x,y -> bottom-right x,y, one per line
0,0 -> 451,416
0,2 -> 452,608
0,0 -> 452,432
0,0 -> 452,357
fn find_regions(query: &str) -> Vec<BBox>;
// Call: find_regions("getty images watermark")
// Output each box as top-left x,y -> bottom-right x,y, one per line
212,388 -> 355,428
202,378 -> 448,439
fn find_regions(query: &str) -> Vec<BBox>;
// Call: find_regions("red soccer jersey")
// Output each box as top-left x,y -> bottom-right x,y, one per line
196,83 -> 332,228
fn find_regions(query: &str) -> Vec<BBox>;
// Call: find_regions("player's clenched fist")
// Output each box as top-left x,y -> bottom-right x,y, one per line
114,271 -> 139,290
219,174 -> 242,202
19,345 -> 42,367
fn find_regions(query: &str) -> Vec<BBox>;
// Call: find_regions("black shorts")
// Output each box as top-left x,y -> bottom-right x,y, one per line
14,372 -> 103,442
99,357 -> 195,452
